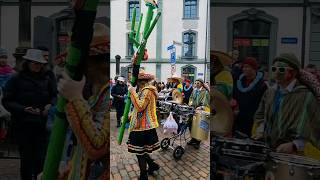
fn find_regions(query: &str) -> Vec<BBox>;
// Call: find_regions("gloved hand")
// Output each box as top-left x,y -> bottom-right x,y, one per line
58,71 -> 86,101
127,83 -> 136,94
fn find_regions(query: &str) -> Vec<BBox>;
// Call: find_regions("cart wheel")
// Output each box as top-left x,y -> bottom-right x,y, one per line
160,138 -> 170,150
173,146 -> 184,160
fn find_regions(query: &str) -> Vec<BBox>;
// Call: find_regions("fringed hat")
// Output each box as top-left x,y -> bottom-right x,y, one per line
138,70 -> 155,80
167,73 -> 182,83
54,23 -> 109,66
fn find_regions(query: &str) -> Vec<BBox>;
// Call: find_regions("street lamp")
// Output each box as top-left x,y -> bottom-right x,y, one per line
13,0 -> 32,71
115,55 -> 121,75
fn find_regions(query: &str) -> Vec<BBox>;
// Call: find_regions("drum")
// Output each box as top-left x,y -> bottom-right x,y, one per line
157,101 -> 173,113
265,152 -> 320,180
212,136 -> 268,179
158,89 -> 171,100
175,104 -> 194,114
191,111 -> 210,141
212,136 -> 269,161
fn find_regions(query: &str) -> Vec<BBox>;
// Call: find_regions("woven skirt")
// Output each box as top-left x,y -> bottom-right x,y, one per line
127,128 -> 160,154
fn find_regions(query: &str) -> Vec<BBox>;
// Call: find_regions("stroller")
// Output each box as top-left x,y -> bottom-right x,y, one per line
157,100 -> 194,160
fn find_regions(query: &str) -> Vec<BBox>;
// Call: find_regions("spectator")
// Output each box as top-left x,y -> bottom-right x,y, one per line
3,49 -> 57,180
0,48 -> 14,88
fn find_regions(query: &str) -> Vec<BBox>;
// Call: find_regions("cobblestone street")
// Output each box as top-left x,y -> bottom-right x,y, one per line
0,157 -> 20,180
110,111 -> 210,180
0,137 -> 20,180
0,111 -> 210,180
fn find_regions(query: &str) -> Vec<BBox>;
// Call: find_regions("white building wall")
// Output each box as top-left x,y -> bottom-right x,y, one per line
2,4 -> 108,65
196,0 -> 209,59
110,0 -> 127,59
140,4 -> 157,59
212,7 -> 304,60
111,0 -> 209,60
161,0 -> 208,59
210,6 -> 214,51
140,63 -> 156,75
110,0 -> 209,81
160,63 -> 173,81
161,0 -> 184,59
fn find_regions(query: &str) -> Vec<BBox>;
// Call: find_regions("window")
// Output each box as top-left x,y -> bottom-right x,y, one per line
182,65 -> 196,83
183,31 -> 197,57
184,0 -> 198,19
232,19 -> 271,68
128,0 -> 140,21
127,34 -> 135,57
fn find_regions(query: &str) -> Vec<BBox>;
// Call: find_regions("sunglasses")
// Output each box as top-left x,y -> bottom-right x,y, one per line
271,66 -> 292,73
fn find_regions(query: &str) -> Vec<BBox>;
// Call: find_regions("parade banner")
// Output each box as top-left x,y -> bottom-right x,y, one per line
42,0 -> 99,179
118,1 -> 161,144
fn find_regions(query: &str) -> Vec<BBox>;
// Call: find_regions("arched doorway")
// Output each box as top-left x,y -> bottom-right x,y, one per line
228,8 -> 278,71
182,65 -> 197,83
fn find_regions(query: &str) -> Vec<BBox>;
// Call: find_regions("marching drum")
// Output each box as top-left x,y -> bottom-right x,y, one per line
191,111 -> 210,141
212,136 -> 268,179
265,152 -> 320,180
158,89 -> 171,100
157,101 -> 173,113
175,104 -> 194,114
212,136 -> 269,161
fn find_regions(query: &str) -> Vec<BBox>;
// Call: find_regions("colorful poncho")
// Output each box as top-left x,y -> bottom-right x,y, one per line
188,87 -> 210,109
254,81 -> 320,151
129,85 -> 159,132
65,84 -> 109,180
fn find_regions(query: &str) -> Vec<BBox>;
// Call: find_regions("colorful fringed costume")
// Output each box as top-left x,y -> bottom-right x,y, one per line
127,85 -> 160,154
65,84 -> 109,180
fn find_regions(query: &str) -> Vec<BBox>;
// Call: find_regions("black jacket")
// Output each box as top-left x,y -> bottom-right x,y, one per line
183,84 -> 193,104
3,70 -> 57,133
111,83 -> 128,103
233,72 -> 267,136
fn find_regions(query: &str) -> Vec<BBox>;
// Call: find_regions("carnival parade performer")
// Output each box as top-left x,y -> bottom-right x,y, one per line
127,70 -> 160,180
52,23 -> 109,180
188,78 -> 210,149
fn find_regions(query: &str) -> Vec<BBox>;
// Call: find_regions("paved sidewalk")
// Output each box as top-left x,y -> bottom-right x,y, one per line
110,111 -> 210,180
0,139 -> 20,179
0,158 -> 20,180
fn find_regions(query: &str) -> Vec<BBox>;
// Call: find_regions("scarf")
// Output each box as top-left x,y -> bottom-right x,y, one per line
237,72 -> 263,93
0,65 -> 13,75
